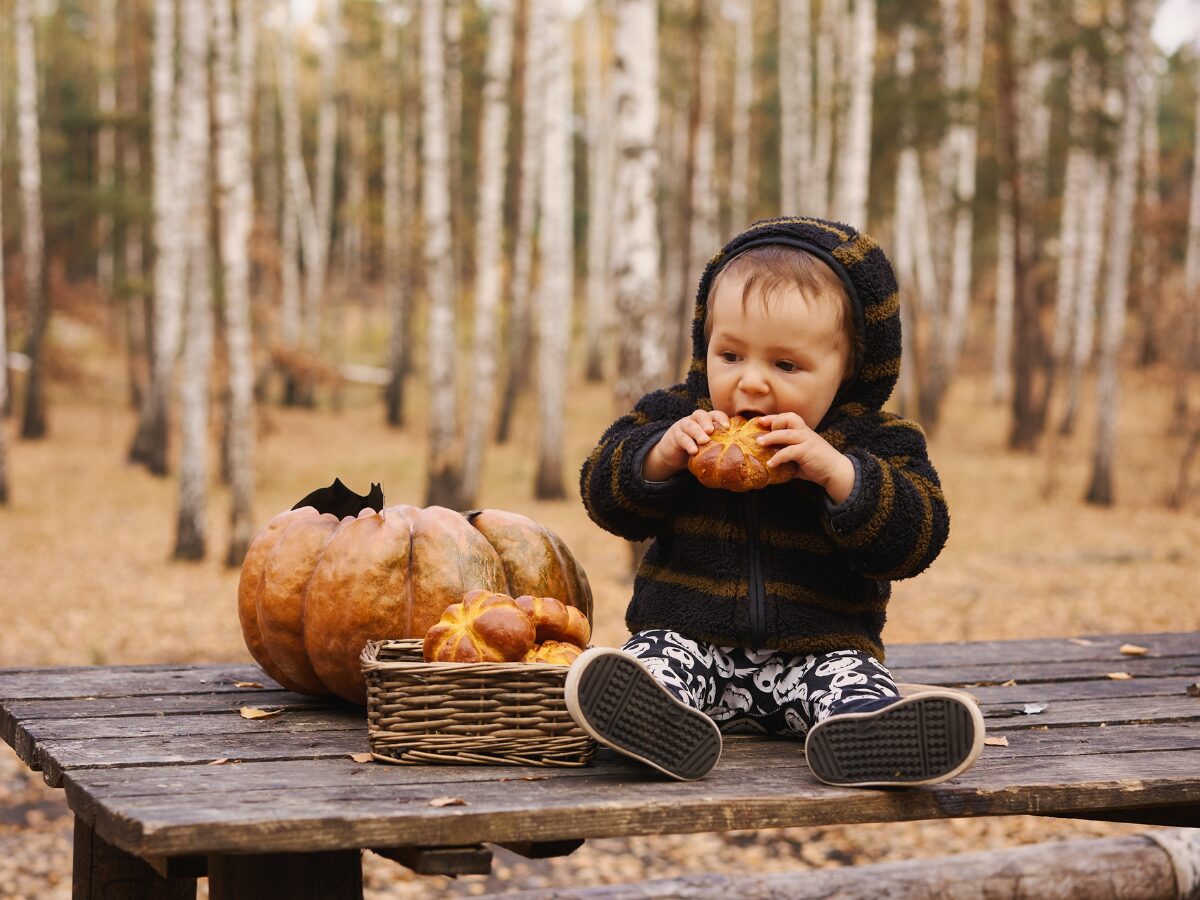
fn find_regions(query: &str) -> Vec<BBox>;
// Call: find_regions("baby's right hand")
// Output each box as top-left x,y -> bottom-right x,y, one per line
643,409 -> 731,481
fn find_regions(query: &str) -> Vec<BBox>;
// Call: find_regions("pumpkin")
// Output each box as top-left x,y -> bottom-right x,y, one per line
688,416 -> 798,492
523,641 -> 584,666
514,595 -> 591,647
238,479 -> 593,704
422,590 -> 537,663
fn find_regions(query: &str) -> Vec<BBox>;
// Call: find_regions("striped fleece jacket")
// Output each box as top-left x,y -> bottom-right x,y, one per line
580,216 -> 949,660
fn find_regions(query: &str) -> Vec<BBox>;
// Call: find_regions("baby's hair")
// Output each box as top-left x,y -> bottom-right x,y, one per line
705,245 -> 864,379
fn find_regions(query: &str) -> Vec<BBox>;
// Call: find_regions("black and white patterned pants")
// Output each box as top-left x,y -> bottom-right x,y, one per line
621,629 -> 900,738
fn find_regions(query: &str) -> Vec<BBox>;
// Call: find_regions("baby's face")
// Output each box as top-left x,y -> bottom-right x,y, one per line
705,271 -> 849,427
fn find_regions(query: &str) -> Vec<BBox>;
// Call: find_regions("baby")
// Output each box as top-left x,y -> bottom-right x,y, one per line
567,216 -> 983,787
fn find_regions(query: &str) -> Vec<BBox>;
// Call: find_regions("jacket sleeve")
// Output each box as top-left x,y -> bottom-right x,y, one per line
579,387 -> 696,542
821,413 -> 950,580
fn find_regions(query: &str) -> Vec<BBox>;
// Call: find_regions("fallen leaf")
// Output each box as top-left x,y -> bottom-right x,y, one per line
1119,643 -> 1149,656
520,775 -> 549,781
1000,679 -> 1017,688
1187,684 -> 1200,697
207,758 -> 230,765
1067,638 -> 1096,647
430,797 -> 467,807
1021,703 -> 1048,715
984,736 -> 1009,747
1106,672 -> 1133,680
349,752 -> 374,763
239,706 -> 283,720
234,681 -> 265,689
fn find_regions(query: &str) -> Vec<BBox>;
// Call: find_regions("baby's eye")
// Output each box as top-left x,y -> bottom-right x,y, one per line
776,360 -> 800,372
719,351 -> 739,363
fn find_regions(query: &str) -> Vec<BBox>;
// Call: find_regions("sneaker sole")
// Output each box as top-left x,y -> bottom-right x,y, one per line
564,648 -> 722,781
804,691 -> 985,788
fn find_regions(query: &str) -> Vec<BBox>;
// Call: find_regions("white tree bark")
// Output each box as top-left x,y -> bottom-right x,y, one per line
421,0 -> 462,506
730,0 -> 754,228
96,0 -> 118,300
535,1 -> 574,500
383,0 -> 408,427
834,0 -> 874,228
612,0 -> 665,414
992,182 -> 1015,403
1085,0 -> 1154,506
174,0 -> 213,559
811,0 -> 839,217
584,0 -> 613,381
779,0 -> 812,212
281,176 -> 302,351
120,24 -> 148,411
497,0 -> 545,442
1061,154 -> 1108,435
685,15 -> 718,374
1138,64 -> 1161,364
15,0 -> 47,439
308,0 -> 341,368
130,0 -> 186,471
213,0 -> 257,566
461,0 -> 515,506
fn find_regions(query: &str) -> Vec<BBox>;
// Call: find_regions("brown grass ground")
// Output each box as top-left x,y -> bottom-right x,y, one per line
1,311 -> 1196,897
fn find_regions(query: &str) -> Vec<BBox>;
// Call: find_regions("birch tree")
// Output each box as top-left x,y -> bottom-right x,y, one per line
1183,62 -> 1200,415
130,0 -> 186,473
612,0 -> 665,416
0,88 -> 8,505
384,0 -> 409,427
174,0 -> 213,559
779,0 -> 812,212
1136,68 -> 1161,366
535,1 -> 574,500
497,0 -> 545,442
811,0 -> 839,217
120,8 -> 148,411
15,0 -> 47,440
833,0 -> 874,228
1085,0 -> 1154,506
584,0 -> 613,381
214,0 -> 258,566
421,0 -> 463,507
96,0 -> 118,301
461,0 -> 515,506
729,0 -> 754,228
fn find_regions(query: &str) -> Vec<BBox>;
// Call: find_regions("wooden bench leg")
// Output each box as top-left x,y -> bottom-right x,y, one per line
207,850 -> 363,900
73,816 -> 197,900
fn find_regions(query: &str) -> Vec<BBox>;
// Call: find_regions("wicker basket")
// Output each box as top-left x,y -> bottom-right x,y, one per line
361,639 -> 597,767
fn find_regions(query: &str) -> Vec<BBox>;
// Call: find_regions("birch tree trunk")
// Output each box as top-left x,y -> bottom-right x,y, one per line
730,0 -> 753,227
130,0 -> 185,472
0,92 -> 8,504
833,0 -> 874,228
15,0 -> 47,440
1085,0 -> 1154,506
461,0 -> 515,507
779,0 -> 811,212
1183,64 -> 1200,411
612,0 -> 665,416
811,0 -> 839,217
174,0 -> 213,560
120,11 -> 148,412
584,0 -> 613,382
1137,68 -> 1161,367
308,0 -> 341,388
445,0 -> 465,293
535,1 -> 573,500
96,0 -> 118,303
213,0 -> 257,567
422,0 -> 463,507
384,0 -> 409,427
497,0 -> 545,443
992,182 -> 1015,403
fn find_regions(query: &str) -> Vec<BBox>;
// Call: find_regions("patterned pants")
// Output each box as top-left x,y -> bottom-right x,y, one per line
621,629 -> 899,739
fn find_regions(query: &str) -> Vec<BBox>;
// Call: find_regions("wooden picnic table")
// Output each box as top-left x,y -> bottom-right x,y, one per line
2,630 -> 1198,899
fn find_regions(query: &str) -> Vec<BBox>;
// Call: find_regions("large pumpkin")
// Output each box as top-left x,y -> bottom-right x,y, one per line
237,479 -> 593,704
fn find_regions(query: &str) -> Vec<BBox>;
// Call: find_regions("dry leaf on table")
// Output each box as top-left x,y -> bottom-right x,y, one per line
239,707 -> 283,720
234,681 -> 265,689
1106,672 -> 1133,680
430,797 -> 467,807
1067,638 -> 1096,647
1119,643 -> 1148,656
1000,679 -> 1017,687
984,736 -> 1009,747
349,752 -> 374,763
1021,703 -> 1048,715
208,758 -> 231,765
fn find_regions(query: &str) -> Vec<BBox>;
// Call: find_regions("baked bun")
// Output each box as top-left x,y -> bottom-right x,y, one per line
522,640 -> 584,666
514,595 -> 591,647
688,415 -> 797,491
423,589 -> 536,663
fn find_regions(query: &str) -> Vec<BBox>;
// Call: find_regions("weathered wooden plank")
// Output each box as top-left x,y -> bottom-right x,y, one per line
372,844 -> 493,875
4,690 -> 336,722
0,664 -> 274,700
73,814 -> 197,899
884,631 -> 1199,668
892,654 -> 1200,687
207,850 -> 362,900
980,694 -> 1200,730
963,675 -> 1198,704
66,747 -> 1200,857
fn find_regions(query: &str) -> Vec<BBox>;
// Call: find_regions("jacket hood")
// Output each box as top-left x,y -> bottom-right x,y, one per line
686,215 -> 902,418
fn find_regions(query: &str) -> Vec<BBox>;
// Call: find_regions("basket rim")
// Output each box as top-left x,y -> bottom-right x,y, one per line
360,638 -> 584,673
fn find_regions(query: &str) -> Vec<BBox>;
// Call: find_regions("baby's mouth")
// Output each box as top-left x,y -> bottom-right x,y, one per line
738,409 -> 768,420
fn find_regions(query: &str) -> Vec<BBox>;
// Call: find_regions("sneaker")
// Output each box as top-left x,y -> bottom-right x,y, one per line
804,690 -> 985,788
564,647 -> 722,781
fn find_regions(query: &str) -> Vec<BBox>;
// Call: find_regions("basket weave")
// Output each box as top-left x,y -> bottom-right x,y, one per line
361,639 -> 597,767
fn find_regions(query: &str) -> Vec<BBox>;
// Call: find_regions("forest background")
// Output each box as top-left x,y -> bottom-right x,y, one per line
2,0 -> 1200,897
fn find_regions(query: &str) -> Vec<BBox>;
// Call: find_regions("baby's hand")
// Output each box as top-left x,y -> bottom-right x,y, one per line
755,413 -> 856,503
643,409 -> 731,481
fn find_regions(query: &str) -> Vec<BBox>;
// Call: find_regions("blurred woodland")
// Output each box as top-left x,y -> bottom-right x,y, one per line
1,0 -> 1199,569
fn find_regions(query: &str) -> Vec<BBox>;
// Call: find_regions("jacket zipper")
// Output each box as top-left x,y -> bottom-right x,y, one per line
744,492 -> 767,647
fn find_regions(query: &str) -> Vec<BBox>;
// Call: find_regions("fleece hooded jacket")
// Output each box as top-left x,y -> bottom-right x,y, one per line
579,216 -> 950,660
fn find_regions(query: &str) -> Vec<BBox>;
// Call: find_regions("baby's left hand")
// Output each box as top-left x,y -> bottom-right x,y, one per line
755,413 -> 856,504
